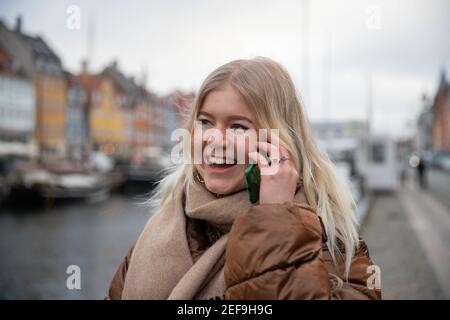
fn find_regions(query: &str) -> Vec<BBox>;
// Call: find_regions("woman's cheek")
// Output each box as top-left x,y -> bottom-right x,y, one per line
234,134 -> 255,164
191,127 -> 204,163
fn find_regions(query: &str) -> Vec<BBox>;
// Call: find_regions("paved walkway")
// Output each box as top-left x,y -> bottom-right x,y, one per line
360,169 -> 450,299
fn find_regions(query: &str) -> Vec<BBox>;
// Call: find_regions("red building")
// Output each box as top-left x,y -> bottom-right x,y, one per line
432,70 -> 450,152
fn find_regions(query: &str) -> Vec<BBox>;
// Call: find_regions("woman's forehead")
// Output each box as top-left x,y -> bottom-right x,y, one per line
200,84 -> 254,121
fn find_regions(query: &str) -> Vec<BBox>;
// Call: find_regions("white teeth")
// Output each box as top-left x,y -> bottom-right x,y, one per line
213,159 -> 225,165
208,157 -> 235,165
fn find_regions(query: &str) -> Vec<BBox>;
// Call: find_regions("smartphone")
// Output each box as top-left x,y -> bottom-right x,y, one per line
244,151 -> 270,204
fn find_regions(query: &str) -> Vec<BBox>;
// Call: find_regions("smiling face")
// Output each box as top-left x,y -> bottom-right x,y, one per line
193,83 -> 257,195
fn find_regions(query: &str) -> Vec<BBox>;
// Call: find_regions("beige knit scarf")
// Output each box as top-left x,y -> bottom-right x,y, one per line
122,174 -> 307,300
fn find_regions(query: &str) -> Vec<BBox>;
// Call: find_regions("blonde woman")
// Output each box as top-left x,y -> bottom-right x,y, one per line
106,57 -> 381,300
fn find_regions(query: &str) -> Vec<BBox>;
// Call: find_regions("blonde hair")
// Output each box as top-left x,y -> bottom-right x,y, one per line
149,57 -> 359,277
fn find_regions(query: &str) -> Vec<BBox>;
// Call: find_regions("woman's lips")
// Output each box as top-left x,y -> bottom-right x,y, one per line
204,163 -> 238,173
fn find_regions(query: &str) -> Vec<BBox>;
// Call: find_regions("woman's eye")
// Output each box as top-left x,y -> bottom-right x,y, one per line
196,119 -> 212,126
230,124 -> 249,131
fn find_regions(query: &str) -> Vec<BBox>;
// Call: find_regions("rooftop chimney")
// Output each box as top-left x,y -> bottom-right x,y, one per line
439,67 -> 448,90
15,15 -> 22,34
81,59 -> 88,74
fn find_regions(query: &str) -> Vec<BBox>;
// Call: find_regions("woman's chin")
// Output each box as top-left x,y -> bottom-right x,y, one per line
204,179 -> 242,196
198,165 -> 247,196
204,182 -> 231,196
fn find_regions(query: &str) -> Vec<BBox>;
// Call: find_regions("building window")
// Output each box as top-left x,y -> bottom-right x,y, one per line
370,143 -> 385,163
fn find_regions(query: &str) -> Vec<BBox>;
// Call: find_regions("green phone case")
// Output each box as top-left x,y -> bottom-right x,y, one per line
244,164 -> 261,204
244,152 -> 270,204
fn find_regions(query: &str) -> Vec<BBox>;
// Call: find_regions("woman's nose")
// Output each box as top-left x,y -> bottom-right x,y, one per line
203,127 -> 232,149
205,128 -> 224,145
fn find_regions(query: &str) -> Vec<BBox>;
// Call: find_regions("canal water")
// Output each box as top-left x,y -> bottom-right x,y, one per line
0,188 -> 153,299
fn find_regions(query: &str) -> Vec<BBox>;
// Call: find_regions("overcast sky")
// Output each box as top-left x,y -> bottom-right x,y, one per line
1,0 -> 449,137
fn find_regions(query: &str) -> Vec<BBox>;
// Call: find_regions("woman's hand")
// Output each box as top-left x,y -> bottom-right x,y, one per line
248,141 -> 299,204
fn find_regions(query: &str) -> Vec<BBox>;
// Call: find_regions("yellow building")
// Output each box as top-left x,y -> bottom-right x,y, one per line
79,74 -> 125,158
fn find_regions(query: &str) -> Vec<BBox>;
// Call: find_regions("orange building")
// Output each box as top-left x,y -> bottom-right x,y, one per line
34,73 -> 67,160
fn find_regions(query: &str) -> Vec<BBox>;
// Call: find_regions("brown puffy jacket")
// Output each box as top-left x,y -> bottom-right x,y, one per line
107,201 -> 381,300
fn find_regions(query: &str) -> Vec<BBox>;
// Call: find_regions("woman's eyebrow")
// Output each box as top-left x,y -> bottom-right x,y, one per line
227,115 -> 254,124
198,111 -> 253,124
197,111 -> 213,118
